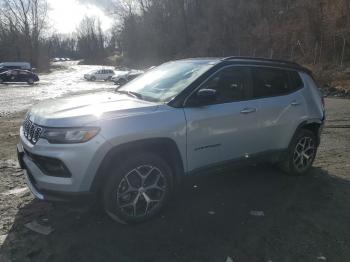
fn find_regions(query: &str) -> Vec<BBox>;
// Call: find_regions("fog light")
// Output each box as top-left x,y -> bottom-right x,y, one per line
30,154 -> 71,178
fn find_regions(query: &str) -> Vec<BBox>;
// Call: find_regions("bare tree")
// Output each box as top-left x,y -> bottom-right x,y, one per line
0,0 -> 48,67
115,0 -> 350,66
76,16 -> 108,64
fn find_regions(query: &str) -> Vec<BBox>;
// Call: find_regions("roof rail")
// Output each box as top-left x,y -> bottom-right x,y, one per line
221,56 -> 300,67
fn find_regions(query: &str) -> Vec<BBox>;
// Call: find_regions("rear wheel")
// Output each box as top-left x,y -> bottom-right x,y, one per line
280,129 -> 317,176
27,78 -> 34,85
103,153 -> 173,224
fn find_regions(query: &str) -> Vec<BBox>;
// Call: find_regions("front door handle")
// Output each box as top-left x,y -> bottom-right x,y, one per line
291,101 -> 301,106
240,108 -> 257,114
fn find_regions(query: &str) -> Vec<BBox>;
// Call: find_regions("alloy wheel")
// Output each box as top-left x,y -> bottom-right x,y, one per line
293,136 -> 316,172
116,165 -> 167,218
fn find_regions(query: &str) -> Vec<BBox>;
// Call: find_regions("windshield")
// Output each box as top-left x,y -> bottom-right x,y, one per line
117,60 -> 214,103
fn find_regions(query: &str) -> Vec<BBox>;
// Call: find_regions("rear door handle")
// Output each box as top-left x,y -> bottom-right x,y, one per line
291,101 -> 301,106
240,108 -> 257,114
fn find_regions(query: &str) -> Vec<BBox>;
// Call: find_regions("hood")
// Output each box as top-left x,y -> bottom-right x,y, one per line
28,92 -> 159,127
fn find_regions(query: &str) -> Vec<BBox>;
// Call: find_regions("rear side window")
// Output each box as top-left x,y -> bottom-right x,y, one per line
252,68 -> 290,98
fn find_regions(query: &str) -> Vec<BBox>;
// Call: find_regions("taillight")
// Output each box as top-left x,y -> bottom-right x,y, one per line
321,94 -> 326,122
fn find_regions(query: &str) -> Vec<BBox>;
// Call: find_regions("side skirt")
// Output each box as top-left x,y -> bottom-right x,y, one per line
186,149 -> 288,176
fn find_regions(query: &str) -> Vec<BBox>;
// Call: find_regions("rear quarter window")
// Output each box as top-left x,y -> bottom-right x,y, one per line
289,71 -> 304,91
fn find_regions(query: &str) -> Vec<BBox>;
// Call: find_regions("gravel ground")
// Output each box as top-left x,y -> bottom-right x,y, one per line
0,65 -> 349,261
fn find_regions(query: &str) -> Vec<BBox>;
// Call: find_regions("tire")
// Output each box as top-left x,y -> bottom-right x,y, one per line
280,129 -> 317,176
105,76 -> 112,82
27,78 -> 34,85
117,78 -> 127,86
0,78 -> 3,84
90,76 -> 96,81
103,153 -> 173,224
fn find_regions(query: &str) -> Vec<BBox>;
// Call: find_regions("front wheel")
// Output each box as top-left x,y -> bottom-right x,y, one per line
280,129 -> 317,176
27,78 -> 34,85
117,78 -> 127,86
103,153 -> 173,224
0,78 -> 3,84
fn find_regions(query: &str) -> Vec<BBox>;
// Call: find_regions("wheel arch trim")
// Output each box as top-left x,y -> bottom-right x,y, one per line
290,119 -> 323,148
89,137 -> 185,193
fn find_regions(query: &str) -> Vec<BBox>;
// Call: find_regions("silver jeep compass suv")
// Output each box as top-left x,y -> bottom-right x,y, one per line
17,57 -> 325,223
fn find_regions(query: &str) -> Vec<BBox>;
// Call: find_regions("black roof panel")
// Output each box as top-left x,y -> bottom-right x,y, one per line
177,56 -> 311,74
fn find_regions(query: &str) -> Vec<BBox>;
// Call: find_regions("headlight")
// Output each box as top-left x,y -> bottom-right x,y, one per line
41,127 -> 100,144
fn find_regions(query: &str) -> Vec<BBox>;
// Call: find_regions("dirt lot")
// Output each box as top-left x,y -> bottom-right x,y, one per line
0,67 -> 350,261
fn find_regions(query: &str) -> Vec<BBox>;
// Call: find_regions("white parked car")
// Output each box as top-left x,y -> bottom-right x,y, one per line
84,69 -> 115,81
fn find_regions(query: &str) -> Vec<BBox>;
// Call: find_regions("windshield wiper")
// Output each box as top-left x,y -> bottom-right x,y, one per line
115,90 -> 143,100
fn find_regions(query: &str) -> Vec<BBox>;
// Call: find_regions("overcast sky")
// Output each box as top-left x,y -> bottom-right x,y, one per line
47,0 -> 114,34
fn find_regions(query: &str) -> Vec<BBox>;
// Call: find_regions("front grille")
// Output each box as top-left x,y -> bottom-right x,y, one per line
23,117 -> 43,144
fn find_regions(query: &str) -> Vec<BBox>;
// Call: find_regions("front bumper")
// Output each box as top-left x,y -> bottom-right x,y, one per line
17,143 -> 93,202
17,126 -> 112,202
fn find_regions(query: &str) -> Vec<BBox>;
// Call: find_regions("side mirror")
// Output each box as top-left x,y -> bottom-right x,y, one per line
196,88 -> 217,104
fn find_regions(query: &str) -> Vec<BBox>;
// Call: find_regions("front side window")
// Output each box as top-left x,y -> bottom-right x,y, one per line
197,67 -> 248,104
118,61 -> 214,103
252,68 -> 290,98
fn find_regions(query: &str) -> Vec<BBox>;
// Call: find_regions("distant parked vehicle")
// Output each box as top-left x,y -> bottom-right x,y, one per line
52,58 -> 61,62
84,69 -> 115,81
110,71 -> 129,85
111,70 -> 144,85
0,69 -> 39,85
0,62 -> 32,72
